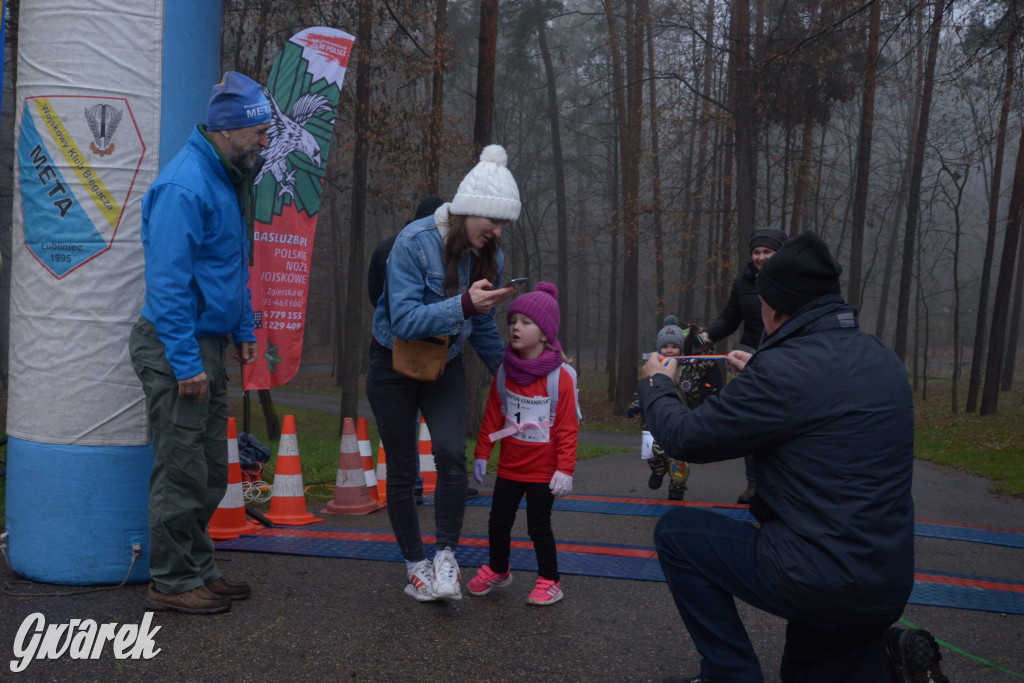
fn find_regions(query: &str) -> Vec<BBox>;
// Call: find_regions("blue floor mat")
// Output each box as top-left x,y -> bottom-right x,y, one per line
217,527 -> 1024,615
451,495 -> 1024,549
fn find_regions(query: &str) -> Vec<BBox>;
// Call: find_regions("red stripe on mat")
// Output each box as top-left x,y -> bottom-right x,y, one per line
914,572 -> 1024,593
236,528 -> 1022,591
560,494 -> 748,509
915,518 -> 1024,535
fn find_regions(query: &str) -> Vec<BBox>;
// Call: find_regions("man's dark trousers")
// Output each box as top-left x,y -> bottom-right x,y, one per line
654,507 -> 893,682
130,317 -> 229,594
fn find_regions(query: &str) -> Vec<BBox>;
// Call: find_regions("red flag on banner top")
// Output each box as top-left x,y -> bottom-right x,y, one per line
244,27 -> 355,390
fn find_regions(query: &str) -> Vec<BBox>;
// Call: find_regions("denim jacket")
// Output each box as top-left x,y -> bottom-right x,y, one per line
371,215 -> 506,374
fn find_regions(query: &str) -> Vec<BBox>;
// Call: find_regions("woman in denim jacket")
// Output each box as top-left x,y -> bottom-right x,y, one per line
367,145 -> 522,602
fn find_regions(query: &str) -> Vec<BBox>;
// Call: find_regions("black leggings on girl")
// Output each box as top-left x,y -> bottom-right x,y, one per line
487,476 -> 558,581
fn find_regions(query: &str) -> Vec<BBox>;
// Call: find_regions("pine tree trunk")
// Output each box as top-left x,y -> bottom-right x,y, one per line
967,39 -> 1015,411
604,0 -> 626,402
788,114 -> 815,237
732,0 -> 757,262
426,0 -> 448,195
980,128 -> 1024,414
894,0 -> 945,362
685,0 -> 716,319
847,0 -> 881,310
536,3 -> 570,352
613,0 -> 645,415
643,0 -> 665,328
474,0 -> 499,152
340,0 -> 373,424
1001,233 -> 1024,391
607,225 -> 619,400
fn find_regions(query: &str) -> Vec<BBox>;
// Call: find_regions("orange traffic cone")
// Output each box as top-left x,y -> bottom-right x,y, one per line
418,417 -> 437,495
323,418 -> 380,515
266,415 -> 323,525
375,442 -> 387,504
209,418 -> 259,540
356,418 -> 383,508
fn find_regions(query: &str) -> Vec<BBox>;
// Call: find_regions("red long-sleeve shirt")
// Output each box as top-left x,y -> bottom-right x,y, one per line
474,366 -> 579,483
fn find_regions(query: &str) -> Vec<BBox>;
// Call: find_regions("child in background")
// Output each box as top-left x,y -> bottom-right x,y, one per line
470,282 -> 579,606
642,316 -> 722,500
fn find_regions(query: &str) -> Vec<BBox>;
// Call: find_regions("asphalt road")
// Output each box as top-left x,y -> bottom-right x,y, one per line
1,394 -> 1021,681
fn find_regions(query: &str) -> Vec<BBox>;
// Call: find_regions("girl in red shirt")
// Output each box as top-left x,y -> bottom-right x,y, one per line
469,282 -> 579,605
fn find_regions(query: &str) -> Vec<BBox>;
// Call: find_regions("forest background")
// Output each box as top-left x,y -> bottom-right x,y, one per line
0,0 -> 1021,438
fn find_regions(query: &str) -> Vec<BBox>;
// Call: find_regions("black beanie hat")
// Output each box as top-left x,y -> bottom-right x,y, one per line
756,231 -> 842,314
749,227 -> 788,253
414,196 -> 444,221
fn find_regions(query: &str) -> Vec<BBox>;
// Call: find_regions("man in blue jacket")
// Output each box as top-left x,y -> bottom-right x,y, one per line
130,72 -> 269,614
639,231 -> 947,682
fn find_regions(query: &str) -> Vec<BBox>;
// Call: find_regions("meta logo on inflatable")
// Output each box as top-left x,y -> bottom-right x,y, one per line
17,96 -> 145,278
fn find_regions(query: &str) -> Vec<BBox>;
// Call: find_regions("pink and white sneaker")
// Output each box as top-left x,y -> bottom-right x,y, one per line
467,564 -> 513,596
525,577 -> 563,605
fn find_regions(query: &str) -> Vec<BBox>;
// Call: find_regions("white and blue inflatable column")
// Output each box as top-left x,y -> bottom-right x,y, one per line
5,0 -> 222,585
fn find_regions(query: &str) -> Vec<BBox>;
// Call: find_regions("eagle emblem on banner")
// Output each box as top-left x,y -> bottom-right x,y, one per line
255,91 -> 333,199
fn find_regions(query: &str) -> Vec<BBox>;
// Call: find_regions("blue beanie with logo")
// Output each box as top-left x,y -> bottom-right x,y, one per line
207,72 -> 272,131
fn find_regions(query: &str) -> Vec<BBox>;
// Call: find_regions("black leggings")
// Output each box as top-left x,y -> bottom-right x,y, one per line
488,476 -> 559,581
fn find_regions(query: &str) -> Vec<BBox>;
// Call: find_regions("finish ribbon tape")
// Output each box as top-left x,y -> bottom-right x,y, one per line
490,415 -> 547,442
660,354 -> 730,366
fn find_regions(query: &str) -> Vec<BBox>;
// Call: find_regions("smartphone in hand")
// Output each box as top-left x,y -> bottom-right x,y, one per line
508,277 -> 528,288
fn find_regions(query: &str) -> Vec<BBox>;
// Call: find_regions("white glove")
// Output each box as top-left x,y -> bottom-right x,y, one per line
473,459 -> 488,484
549,471 -> 573,497
641,430 -> 654,460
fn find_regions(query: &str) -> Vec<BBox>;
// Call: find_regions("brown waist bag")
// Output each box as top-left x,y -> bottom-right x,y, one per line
391,335 -> 450,381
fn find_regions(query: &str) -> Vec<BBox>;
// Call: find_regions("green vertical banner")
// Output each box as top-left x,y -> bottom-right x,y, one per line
244,27 -> 355,390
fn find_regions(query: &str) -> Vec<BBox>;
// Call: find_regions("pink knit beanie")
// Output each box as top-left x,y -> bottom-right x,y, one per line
508,282 -> 561,350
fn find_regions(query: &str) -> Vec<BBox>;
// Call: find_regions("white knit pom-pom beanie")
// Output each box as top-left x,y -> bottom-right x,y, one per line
449,144 -> 521,221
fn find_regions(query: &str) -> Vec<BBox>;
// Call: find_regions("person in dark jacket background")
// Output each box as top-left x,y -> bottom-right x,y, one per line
700,227 -> 786,349
367,196 -> 445,309
639,231 -> 946,683
700,226 -> 787,504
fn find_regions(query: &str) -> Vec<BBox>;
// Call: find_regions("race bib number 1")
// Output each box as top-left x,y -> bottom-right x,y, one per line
505,392 -> 551,443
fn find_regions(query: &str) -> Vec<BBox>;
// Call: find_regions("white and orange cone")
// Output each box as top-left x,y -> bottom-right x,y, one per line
265,415 -> 324,525
375,442 -> 387,504
356,418 -> 383,508
418,417 -> 437,495
323,418 -> 380,515
209,417 -> 259,540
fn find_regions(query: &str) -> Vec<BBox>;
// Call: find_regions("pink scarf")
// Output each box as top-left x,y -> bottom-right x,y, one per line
502,345 -> 563,387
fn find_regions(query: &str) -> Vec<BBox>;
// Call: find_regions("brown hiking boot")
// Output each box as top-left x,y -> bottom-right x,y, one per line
205,576 -> 252,600
144,584 -> 231,614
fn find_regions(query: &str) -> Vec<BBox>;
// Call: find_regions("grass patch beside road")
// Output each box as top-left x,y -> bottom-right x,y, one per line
228,401 -> 630,508
913,387 -> 1024,497
569,370 -> 1024,498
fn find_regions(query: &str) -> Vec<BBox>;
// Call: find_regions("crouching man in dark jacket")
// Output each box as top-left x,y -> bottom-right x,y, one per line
639,231 -> 947,683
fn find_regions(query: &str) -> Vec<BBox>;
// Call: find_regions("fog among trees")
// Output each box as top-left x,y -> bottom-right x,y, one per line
226,0 -> 1024,418
3,0 -> 1022,420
